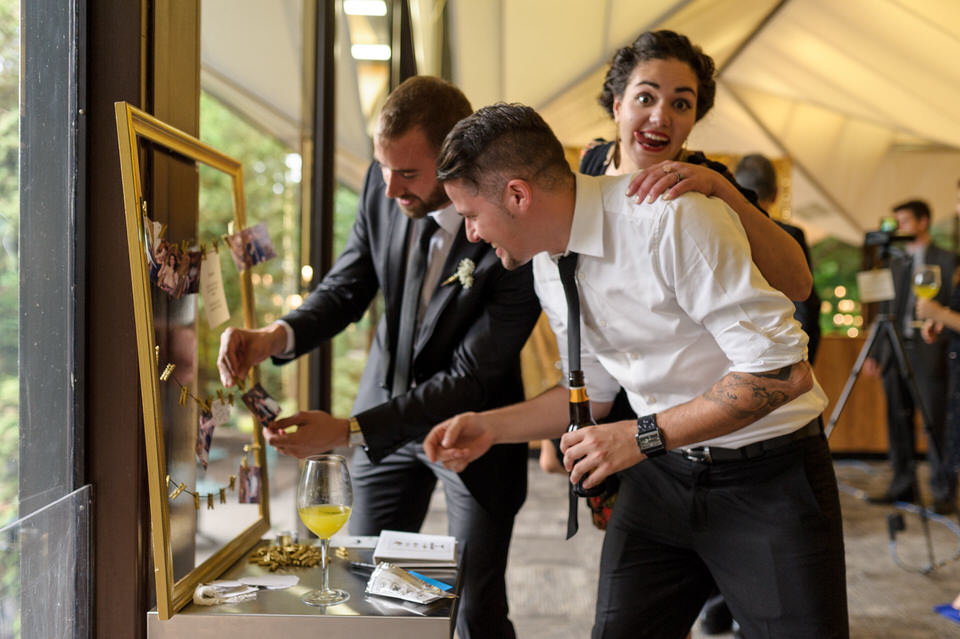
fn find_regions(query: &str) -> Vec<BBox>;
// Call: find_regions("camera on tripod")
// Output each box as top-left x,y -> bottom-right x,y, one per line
864,216 -> 915,261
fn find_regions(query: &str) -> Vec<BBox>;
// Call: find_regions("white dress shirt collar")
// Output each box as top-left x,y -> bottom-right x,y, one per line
564,174 -> 605,259
429,202 -> 463,236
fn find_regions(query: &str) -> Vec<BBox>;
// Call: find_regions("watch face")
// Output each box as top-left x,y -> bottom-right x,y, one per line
637,432 -> 661,449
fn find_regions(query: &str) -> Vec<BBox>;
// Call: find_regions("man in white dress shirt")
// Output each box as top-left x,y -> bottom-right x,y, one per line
424,104 -> 848,638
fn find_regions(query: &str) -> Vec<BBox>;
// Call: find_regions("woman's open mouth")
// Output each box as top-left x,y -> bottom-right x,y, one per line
634,130 -> 670,152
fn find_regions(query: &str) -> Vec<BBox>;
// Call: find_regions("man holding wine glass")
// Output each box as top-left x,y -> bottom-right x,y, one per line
863,199 -> 957,513
216,77 -> 541,638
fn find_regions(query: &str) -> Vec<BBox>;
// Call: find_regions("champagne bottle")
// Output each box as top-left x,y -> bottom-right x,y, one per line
567,370 -> 605,498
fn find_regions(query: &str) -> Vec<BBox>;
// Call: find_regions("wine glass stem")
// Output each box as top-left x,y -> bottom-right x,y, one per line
320,538 -> 330,593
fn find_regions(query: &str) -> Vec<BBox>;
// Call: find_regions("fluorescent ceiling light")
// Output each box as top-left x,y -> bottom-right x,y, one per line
344,0 -> 387,16
351,44 -> 391,60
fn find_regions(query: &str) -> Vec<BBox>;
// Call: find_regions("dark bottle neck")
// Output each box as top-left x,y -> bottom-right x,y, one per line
567,370 -> 595,428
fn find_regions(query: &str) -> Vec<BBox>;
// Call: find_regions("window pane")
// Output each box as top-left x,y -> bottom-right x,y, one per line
198,91 -> 303,535
0,0 -> 19,532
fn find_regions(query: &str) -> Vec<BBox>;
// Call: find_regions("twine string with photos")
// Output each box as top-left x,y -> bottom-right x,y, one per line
157,351 -> 260,510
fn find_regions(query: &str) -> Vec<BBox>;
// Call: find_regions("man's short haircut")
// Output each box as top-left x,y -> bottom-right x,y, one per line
734,154 -> 778,203
377,76 -> 473,150
893,199 -> 931,223
436,103 -> 573,196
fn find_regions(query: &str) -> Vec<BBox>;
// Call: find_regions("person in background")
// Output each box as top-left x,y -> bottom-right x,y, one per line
916,180 -> 960,613
863,199 -> 956,514
426,103 -> 846,639
216,76 -> 541,639
734,153 -> 821,363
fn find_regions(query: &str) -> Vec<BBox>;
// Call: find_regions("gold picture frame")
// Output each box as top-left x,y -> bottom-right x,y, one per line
114,102 -> 270,619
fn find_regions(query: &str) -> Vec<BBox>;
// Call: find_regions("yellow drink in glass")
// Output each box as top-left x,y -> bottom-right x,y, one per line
299,504 -> 351,539
913,283 -> 939,300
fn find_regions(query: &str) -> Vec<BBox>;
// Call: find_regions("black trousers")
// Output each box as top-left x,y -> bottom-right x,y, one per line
881,339 -> 954,501
593,433 -> 848,639
348,442 -> 517,639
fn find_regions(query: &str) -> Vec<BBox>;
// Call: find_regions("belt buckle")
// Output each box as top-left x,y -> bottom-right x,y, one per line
682,447 -> 712,464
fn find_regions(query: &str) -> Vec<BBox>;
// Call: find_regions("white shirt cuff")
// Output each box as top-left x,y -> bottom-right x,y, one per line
273,320 -> 296,360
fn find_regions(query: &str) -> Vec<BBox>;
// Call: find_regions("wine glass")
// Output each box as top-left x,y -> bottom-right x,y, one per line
912,264 -> 941,300
911,264 -> 941,328
297,454 -> 353,606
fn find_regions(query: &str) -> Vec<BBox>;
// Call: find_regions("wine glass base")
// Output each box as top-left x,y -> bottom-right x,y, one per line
301,588 -> 350,607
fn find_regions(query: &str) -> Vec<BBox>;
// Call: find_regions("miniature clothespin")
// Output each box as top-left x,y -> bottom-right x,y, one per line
160,363 -> 176,382
207,493 -> 214,510
219,488 -> 227,504
193,493 -> 201,510
179,386 -> 189,407
170,482 -> 187,501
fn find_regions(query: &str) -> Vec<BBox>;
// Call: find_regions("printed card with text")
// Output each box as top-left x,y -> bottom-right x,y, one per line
200,250 -> 230,328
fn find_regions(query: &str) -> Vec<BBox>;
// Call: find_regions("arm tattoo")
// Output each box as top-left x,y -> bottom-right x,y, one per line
703,366 -> 795,421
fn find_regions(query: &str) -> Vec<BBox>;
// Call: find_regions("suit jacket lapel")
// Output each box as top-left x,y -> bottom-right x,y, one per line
382,213 -> 411,381
416,226 -> 485,349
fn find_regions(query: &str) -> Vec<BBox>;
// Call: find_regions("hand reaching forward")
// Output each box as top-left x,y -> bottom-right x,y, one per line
560,421 -> 642,491
217,324 -> 286,387
262,410 -> 349,458
423,412 -> 494,473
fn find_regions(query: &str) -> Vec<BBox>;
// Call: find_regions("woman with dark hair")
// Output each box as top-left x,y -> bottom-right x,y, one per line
583,30 -> 810,301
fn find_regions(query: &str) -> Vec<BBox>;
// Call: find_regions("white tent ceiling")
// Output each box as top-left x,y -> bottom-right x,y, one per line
202,0 -> 960,245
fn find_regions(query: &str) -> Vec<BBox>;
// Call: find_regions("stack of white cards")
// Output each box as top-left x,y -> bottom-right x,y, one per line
372,530 -> 458,569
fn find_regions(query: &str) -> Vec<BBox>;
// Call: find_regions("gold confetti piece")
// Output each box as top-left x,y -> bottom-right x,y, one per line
247,543 -> 324,571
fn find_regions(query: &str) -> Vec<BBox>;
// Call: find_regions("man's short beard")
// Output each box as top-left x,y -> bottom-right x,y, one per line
396,182 -> 449,218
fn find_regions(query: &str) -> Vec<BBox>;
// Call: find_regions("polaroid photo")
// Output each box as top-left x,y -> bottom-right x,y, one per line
153,241 -> 186,298
178,248 -> 204,297
241,382 -> 281,426
238,464 -> 262,504
225,222 -> 277,272
195,410 -> 216,471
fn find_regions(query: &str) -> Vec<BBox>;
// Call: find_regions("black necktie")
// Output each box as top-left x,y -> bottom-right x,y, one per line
558,252 -> 581,539
392,216 -> 439,398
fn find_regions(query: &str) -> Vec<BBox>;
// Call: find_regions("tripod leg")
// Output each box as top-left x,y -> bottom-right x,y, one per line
825,319 -> 883,439
882,322 -> 945,462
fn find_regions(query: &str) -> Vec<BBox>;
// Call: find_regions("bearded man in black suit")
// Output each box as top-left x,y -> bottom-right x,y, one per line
217,76 -> 541,639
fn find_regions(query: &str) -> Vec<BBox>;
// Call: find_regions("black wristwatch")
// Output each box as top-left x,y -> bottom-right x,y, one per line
635,413 -> 666,458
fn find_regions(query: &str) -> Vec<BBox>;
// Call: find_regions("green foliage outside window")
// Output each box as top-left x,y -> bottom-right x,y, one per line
197,92 -> 302,423
811,237 -> 865,338
0,0 -> 19,632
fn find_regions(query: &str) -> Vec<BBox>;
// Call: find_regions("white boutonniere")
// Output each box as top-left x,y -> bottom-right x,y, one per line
442,258 -> 475,289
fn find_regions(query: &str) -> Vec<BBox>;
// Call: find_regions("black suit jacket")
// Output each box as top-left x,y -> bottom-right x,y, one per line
872,242 -> 956,371
277,163 -> 541,518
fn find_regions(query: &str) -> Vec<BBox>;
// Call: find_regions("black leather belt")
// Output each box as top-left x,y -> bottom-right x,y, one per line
674,419 -> 822,464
